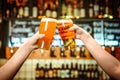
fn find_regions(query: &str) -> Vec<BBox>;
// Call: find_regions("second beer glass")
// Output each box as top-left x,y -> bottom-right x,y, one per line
57,19 -> 76,50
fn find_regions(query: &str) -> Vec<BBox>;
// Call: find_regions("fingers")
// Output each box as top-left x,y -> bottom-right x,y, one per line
69,24 -> 79,31
34,33 -> 45,40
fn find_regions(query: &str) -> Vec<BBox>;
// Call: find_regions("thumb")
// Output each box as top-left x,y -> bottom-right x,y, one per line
69,24 -> 79,31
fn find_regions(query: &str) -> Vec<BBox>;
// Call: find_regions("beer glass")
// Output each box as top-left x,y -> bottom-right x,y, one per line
57,19 -> 76,50
37,18 -> 57,50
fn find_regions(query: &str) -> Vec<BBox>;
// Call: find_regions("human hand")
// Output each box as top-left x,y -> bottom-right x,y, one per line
69,24 -> 91,41
23,32 -> 45,50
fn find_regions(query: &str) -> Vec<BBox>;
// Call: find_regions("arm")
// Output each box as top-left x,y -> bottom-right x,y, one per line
70,25 -> 120,79
0,33 -> 44,80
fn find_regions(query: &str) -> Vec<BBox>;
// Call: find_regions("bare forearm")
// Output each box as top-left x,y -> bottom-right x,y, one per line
0,42 -> 33,80
82,35 -> 120,79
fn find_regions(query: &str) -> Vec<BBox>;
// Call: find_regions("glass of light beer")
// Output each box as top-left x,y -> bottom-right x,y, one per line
57,19 -> 76,50
37,18 -> 57,51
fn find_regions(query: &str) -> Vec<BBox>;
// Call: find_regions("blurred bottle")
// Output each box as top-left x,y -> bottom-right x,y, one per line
16,0 -> 26,18
32,0 -> 38,18
79,0 -> 86,18
104,0 -> 113,19
93,0 -> 99,18
88,0 -> 94,18
50,46 -> 56,57
39,64 -> 44,78
45,4 -> 52,18
66,2 -> 73,18
73,1 -> 79,19
98,1 -> 104,18
51,1 -> 57,18
93,64 -> 99,79
70,49 -> 76,57
111,46 -> 115,56
60,47 -> 66,57
35,63 -> 40,79
74,63 -> 79,78
11,1 -> 17,18
37,0 -> 44,18
5,1 -> 11,19
78,64 -> 82,79
17,6 -> 24,18
61,2 -> 67,18
23,1 -> 29,18
104,0 -> 109,18
80,46 -> 85,58
44,64 -> 48,78
48,63 -> 53,78
75,46 -> 80,58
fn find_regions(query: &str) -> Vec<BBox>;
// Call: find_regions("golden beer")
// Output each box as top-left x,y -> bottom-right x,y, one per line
57,19 -> 76,50
37,18 -> 57,50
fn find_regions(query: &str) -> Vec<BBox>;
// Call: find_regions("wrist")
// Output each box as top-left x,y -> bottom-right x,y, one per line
80,32 -> 92,44
21,41 -> 34,53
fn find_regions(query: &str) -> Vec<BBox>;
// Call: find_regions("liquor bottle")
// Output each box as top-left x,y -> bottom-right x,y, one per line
23,2 -> 29,18
35,63 -> 40,79
70,62 -> 74,79
90,64 -> 95,79
80,46 -> 85,58
111,46 -> 115,56
70,49 -> 76,57
88,0 -> 94,18
37,0 -> 43,18
17,6 -> 24,18
39,65 -> 44,78
5,2 -> 11,19
50,46 -> 56,57
104,0 -> 113,19
86,64 -> 91,79
61,63 -> 65,78
75,46 -> 80,58
98,1 -> 104,18
66,3 -> 73,18
104,0 -> 109,18
61,2 -> 67,18
11,1 -> 17,18
65,64 -> 70,78
44,64 -> 48,79
60,47 -> 66,57
32,0 -> 38,18
45,4 -> 52,18
83,64 -> 87,79
74,63 -> 78,78
94,64 -> 99,80
48,63 -> 53,78
79,0 -> 86,18
51,2 -> 57,18
73,1 -> 79,19
93,0 -> 99,18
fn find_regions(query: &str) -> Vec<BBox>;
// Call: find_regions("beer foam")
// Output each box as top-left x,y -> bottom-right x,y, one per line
41,18 -> 57,22
57,19 -> 73,24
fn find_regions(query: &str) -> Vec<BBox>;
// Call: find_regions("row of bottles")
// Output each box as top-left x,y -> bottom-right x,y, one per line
61,0 -> 120,19
2,0 -> 120,19
50,46 -> 120,60
5,46 -> 120,59
3,0 -> 58,19
50,46 -> 93,59
35,60 -> 110,80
